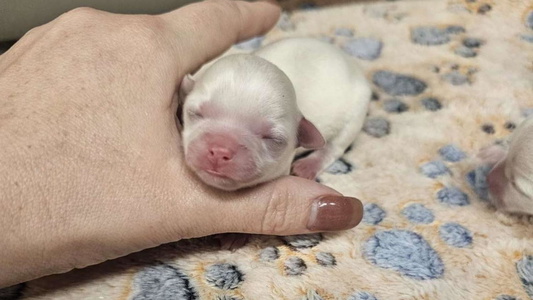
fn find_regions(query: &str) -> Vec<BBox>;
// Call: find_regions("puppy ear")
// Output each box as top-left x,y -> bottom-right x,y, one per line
178,74 -> 195,101
297,117 -> 325,149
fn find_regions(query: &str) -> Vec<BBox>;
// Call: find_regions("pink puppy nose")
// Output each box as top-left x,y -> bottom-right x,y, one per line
208,146 -> 235,164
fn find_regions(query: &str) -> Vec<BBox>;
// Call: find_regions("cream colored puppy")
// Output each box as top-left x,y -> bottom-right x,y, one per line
179,38 -> 371,191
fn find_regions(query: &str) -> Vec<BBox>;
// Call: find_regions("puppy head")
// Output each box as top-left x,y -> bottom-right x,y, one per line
486,118 -> 533,215
179,54 -> 324,191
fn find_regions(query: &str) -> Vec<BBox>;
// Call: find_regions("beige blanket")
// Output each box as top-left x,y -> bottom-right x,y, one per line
2,0 -> 533,299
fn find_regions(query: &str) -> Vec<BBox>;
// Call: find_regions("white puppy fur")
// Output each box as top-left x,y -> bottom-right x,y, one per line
179,38 -> 371,191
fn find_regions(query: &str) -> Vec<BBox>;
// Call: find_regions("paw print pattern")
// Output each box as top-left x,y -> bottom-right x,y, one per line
410,25 -> 465,46
477,120 -> 517,136
433,63 -> 478,86
348,291 -> 379,300
326,158 -> 354,175
521,10 -> 533,43
363,230 -> 445,280
383,99 -> 409,113
450,0 -> 492,15
437,186 -> 470,206
260,246 -> 280,262
421,97 -> 443,111
363,117 -> 391,138
342,38 -> 383,60
516,255 -> 533,298
259,238 -> 338,277
316,252 -> 337,266
439,144 -> 467,162
281,233 -> 322,248
495,295 -> 519,300
362,203 -> 386,225
361,138 -> 478,281
417,145 -> 472,206
284,257 -> 307,275
420,161 -> 451,178
454,37 -> 484,57
132,264 -> 197,300
482,123 -> 495,134
439,222 -> 473,248
466,165 -> 492,201
205,264 -> 244,290
372,71 -> 427,96
402,204 -> 435,224
361,199 -> 474,281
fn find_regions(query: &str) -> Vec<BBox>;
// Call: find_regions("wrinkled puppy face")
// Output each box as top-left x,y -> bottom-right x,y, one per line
178,55 -> 324,191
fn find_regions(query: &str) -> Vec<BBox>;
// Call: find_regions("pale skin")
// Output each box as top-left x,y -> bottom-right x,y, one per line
0,0 -> 363,288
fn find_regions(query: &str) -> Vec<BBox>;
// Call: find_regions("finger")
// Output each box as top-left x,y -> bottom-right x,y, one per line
0,24 -> 50,70
205,176 -> 364,236
159,0 -> 281,75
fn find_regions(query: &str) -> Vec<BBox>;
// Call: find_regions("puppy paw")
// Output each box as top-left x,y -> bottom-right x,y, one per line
291,155 -> 323,180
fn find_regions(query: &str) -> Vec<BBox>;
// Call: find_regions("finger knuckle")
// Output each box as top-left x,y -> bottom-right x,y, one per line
57,7 -> 101,25
22,24 -> 46,39
115,16 -> 172,52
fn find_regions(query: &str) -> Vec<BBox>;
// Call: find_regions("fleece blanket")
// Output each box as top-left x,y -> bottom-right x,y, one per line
2,0 -> 533,299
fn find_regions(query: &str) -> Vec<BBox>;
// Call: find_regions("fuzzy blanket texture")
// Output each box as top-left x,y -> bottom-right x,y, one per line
2,0 -> 533,299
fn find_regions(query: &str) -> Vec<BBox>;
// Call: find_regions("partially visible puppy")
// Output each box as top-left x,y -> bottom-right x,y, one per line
478,117 -> 533,215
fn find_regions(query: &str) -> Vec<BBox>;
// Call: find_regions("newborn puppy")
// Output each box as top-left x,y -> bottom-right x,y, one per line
479,117 -> 533,215
179,38 -> 371,191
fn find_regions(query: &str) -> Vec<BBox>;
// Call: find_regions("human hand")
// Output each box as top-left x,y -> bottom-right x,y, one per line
0,0 -> 363,287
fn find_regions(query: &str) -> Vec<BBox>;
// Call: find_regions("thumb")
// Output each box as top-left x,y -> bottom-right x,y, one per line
212,176 -> 364,236
160,0 -> 281,76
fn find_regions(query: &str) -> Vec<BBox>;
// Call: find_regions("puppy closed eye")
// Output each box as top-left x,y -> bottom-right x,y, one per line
187,110 -> 203,120
262,135 -> 287,151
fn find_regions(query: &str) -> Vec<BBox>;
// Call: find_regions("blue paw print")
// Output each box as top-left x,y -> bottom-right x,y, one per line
132,264 -> 197,300
495,295 -> 518,300
362,200 -> 475,280
439,144 -> 467,162
420,145 -> 467,179
326,158 -> 354,175
437,186 -> 470,206
363,230 -> 445,280
362,203 -> 386,225
360,141 -> 495,287
420,161 -> 450,178
516,255 -> 533,297
466,165 -> 492,201
402,204 -> 435,224
348,291 -> 378,300
439,222 -> 473,248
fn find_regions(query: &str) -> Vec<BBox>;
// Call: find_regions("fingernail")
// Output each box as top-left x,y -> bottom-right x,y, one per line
307,195 -> 363,231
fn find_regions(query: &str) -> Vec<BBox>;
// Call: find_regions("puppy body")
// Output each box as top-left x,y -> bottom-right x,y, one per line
480,117 -> 533,215
180,38 -> 371,191
254,38 -> 372,179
